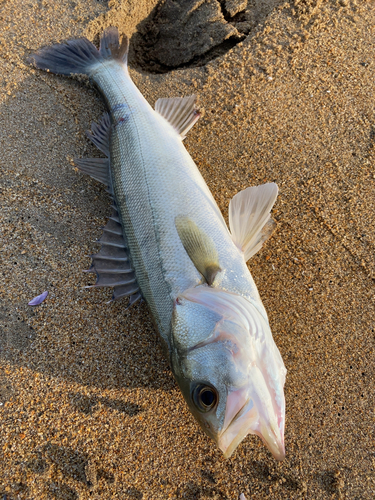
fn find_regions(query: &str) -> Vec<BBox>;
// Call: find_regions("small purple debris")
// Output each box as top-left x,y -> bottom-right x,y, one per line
28,291 -> 48,306
239,495 -> 247,500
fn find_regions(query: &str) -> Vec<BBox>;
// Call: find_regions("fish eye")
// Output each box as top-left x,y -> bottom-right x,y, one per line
192,384 -> 218,412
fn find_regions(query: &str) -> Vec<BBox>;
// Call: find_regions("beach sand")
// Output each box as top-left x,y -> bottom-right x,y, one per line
0,0 -> 374,498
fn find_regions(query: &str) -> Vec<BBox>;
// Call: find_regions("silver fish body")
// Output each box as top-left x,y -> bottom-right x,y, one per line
29,28 -> 286,460
92,61 -> 263,344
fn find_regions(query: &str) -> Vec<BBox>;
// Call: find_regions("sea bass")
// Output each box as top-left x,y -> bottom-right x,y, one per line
29,27 -> 287,460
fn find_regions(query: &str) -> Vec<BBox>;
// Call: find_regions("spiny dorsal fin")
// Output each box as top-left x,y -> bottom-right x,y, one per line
175,216 -> 221,286
229,183 -> 278,262
155,95 -> 201,139
86,205 -> 141,305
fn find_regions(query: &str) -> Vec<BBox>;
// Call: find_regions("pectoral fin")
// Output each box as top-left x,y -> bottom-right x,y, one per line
175,217 -> 221,286
229,183 -> 278,262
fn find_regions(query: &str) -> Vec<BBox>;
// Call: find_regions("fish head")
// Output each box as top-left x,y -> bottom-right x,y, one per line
170,285 -> 286,460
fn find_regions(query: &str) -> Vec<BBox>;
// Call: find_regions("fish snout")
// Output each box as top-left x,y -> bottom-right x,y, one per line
250,367 -> 286,461
256,417 -> 285,461
217,366 -> 286,460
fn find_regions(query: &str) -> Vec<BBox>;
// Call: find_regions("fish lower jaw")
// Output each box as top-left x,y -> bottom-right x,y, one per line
217,409 -> 285,461
256,427 -> 285,461
217,428 -> 250,459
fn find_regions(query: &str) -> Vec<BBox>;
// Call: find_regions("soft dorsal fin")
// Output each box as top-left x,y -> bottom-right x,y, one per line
229,183 -> 278,262
155,95 -> 201,139
74,113 -> 112,187
74,157 -> 110,186
175,216 -> 221,286
86,112 -> 111,157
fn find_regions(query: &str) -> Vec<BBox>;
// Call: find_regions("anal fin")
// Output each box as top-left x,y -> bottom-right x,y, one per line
155,95 -> 201,140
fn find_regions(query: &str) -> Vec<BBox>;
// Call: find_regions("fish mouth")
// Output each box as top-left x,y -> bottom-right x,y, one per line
218,409 -> 285,461
218,397 -> 255,458
217,388 -> 285,461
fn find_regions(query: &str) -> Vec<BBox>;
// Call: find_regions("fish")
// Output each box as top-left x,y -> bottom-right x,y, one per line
28,27 -> 287,460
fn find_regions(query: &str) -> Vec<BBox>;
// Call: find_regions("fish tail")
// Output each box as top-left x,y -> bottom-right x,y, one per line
27,27 -> 128,76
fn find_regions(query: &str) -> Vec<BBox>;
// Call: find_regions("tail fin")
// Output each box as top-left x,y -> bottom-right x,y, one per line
27,27 -> 128,76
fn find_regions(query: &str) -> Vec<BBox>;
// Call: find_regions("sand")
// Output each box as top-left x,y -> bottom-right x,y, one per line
0,0 -> 374,498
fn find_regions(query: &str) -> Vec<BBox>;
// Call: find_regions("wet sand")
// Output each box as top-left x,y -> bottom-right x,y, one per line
0,0 -> 374,498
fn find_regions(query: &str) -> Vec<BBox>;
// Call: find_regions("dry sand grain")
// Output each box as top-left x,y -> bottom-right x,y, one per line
0,0 -> 374,498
